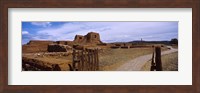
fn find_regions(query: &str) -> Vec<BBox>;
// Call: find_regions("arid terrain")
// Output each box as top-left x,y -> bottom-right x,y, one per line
142,51 -> 178,71
22,32 -> 178,71
117,46 -> 178,71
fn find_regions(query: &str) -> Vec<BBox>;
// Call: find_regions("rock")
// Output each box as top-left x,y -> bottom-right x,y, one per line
48,44 -> 72,52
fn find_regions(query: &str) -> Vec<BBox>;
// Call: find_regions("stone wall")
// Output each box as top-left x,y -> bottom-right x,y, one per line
73,32 -> 102,45
47,44 -> 72,52
22,40 -> 54,53
23,32 -> 104,53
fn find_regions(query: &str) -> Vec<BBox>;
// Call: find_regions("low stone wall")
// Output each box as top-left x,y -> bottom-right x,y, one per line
48,44 -> 71,52
23,40 -> 54,53
22,57 -> 61,71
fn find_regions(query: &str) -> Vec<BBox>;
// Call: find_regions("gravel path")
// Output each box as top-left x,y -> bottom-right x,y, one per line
115,46 -> 178,71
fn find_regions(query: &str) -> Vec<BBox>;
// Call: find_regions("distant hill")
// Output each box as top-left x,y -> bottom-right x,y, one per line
128,40 -> 170,45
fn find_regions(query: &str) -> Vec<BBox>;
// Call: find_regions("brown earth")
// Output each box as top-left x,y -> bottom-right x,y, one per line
115,46 -> 178,71
22,52 -> 72,71
22,40 -> 54,53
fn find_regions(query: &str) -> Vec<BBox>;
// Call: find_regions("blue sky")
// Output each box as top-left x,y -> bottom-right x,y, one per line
22,22 -> 178,44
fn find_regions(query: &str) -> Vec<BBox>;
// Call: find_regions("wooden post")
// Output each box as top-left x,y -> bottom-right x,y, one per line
85,49 -> 89,70
68,64 -> 73,71
87,49 -> 91,70
72,50 -> 76,71
80,51 -> 83,71
91,49 -> 94,70
90,50 -> 93,70
92,49 -> 95,71
91,49 -> 94,71
71,49 -> 102,71
77,51 -> 81,71
150,49 -> 155,71
95,49 -> 99,71
90,50 -> 92,71
155,47 -> 162,71
84,50 -> 87,71
81,50 -> 84,71
94,49 -> 97,71
96,49 -> 99,70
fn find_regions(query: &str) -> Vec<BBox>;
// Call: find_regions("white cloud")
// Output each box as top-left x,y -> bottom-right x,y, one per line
31,22 -> 51,27
32,22 -> 178,43
35,22 -> 109,41
22,31 -> 29,35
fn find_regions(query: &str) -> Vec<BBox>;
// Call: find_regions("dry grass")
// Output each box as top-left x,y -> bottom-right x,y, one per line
171,45 -> 178,49
99,48 -> 154,71
22,46 -> 169,71
141,52 -> 178,71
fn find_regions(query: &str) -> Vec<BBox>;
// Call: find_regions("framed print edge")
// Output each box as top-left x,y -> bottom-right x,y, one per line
9,8 -> 191,85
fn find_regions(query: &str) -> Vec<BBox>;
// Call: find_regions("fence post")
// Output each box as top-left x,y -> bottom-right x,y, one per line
72,50 -> 76,71
70,48 -> 99,71
81,50 -> 84,71
155,47 -> 162,71
91,49 -> 94,70
84,50 -> 88,71
77,51 -> 81,71
150,48 -> 155,71
94,49 -> 97,71
87,49 -> 90,70
96,49 -> 99,70
91,50 -> 94,70
93,49 -> 96,71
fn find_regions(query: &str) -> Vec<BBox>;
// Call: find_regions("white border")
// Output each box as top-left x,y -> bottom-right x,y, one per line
8,8 -> 192,85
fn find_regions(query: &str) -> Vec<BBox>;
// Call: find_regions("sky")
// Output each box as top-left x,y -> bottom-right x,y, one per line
22,22 -> 178,44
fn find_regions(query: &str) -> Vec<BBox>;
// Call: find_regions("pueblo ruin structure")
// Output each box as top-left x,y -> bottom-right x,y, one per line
22,32 -> 104,53
22,40 -> 54,53
47,44 -> 72,52
74,32 -> 102,45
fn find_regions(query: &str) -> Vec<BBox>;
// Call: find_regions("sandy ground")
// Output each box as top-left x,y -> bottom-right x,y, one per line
115,46 -> 178,71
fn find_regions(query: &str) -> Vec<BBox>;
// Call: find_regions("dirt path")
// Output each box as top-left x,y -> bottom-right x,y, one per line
115,46 -> 178,71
